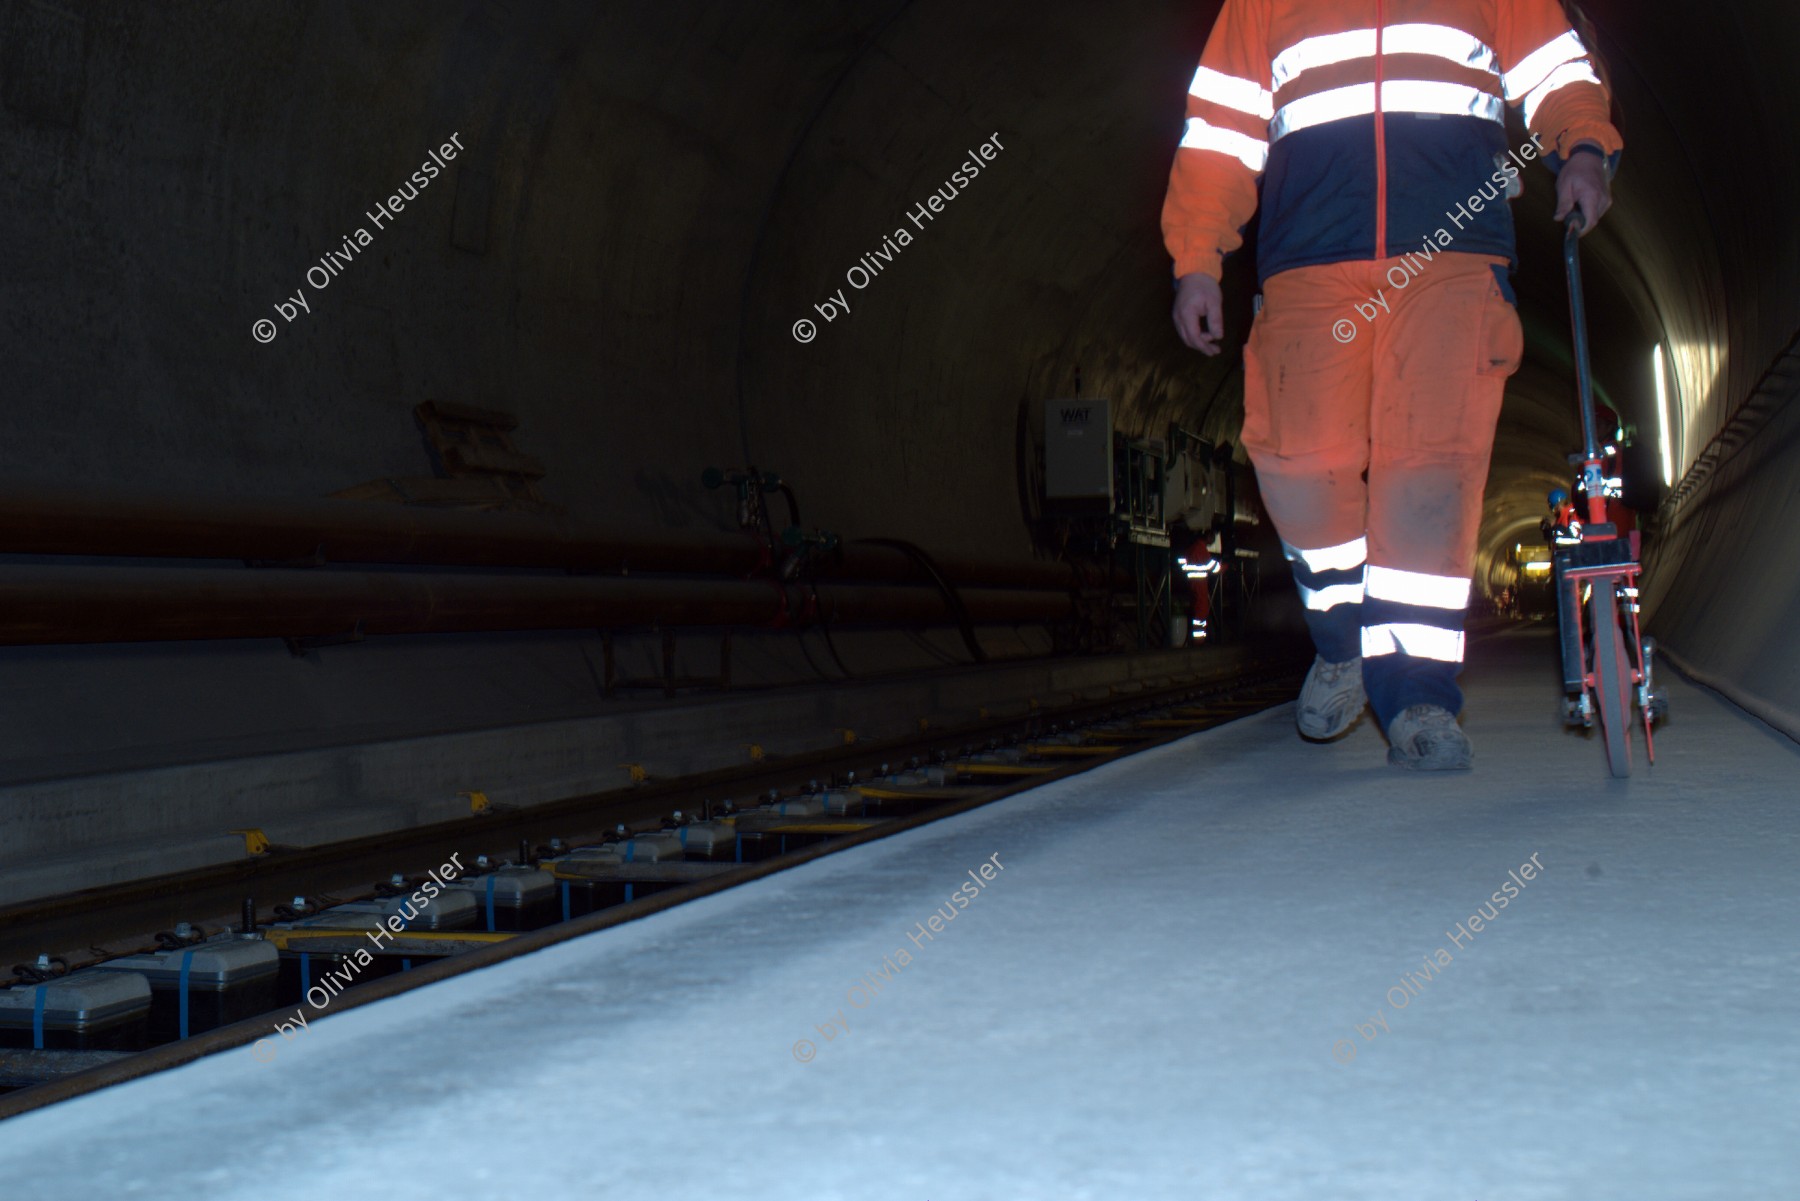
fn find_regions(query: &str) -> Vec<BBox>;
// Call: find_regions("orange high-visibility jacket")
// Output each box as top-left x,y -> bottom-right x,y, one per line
1162,0 -> 1623,284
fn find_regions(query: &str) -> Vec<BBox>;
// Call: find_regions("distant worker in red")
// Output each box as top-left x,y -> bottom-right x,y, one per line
1162,0 -> 1621,769
1542,487 -> 1581,546
1587,440 -> 1636,536
1178,533 -> 1219,640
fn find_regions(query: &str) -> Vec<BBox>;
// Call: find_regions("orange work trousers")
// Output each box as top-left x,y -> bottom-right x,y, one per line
1241,251 -> 1522,724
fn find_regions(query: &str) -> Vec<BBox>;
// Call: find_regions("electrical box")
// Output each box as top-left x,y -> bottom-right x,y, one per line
1044,399 -> 1112,504
1164,435 -> 1216,530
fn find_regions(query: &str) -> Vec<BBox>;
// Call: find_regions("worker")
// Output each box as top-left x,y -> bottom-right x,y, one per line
1581,442 -> 1637,536
1542,487 -> 1582,546
1162,0 -> 1621,769
1177,532 -> 1219,640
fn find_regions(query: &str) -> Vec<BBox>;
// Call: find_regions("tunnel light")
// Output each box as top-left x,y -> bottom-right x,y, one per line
1653,344 -> 1675,487
1521,562 -> 1553,576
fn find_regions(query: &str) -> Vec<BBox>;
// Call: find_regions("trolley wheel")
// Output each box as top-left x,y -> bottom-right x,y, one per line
1590,581 -> 1633,778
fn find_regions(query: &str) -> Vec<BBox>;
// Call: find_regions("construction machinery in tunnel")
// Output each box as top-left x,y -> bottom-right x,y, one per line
1,0 -> 1797,903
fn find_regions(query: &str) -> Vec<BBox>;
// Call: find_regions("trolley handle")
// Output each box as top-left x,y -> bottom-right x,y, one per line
1562,211 -> 1602,470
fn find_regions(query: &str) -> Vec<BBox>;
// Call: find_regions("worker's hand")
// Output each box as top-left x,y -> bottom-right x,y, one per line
1554,150 -> 1611,234
1172,271 -> 1225,355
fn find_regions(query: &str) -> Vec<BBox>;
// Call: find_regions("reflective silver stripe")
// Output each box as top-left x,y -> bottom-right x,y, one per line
1272,29 -> 1374,89
1285,536 -> 1367,574
1502,30 -> 1587,99
1521,61 -> 1602,126
1189,65 -> 1273,119
1271,81 -> 1502,139
1361,623 -> 1465,662
1384,23 -> 1497,74
1273,24 -> 1497,91
1384,79 -> 1504,123
1365,565 -> 1470,610
1179,116 -> 1268,171
1299,581 -> 1365,611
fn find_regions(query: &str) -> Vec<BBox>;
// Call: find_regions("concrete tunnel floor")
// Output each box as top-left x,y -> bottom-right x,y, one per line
2,625 -> 1795,1200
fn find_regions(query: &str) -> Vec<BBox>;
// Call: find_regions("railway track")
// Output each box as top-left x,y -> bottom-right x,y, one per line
0,651 -> 1306,1117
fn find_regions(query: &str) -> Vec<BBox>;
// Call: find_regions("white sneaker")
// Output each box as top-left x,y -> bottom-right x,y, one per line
1297,655 -> 1366,740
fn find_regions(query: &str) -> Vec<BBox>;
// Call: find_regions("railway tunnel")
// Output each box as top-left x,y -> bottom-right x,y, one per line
1,1 -> 1797,1196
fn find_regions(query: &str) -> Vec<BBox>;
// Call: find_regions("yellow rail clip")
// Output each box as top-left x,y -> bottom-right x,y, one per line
230,828 -> 270,855
460,790 -> 491,813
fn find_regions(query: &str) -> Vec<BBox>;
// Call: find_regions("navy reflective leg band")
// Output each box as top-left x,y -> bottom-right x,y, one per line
561,881 -> 571,923
484,875 -> 497,932
33,984 -> 47,1050
300,952 -> 310,995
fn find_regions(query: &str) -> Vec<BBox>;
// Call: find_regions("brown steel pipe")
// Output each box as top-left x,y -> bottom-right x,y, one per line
0,565 -> 1075,646
0,485 -> 1114,591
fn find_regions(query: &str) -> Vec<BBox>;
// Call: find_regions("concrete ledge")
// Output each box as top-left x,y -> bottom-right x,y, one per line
0,645 -> 1264,907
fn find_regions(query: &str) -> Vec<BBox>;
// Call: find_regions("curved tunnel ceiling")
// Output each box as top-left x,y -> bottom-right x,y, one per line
728,0 -> 1798,595
6,0 -> 1796,605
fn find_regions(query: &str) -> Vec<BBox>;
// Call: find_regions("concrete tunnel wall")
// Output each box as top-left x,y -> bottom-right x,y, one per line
1,0 -> 1798,873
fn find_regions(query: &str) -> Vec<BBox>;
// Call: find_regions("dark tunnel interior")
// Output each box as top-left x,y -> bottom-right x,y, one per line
2,0 -> 1799,896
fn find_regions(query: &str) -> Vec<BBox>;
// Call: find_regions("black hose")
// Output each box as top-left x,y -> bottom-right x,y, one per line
790,581 -> 853,679
793,621 -> 844,682
812,584 -> 855,677
852,537 -> 986,663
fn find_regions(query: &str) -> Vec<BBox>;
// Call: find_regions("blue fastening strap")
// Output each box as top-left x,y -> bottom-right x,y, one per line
484,875 -> 497,932
624,883 -> 634,904
300,952 -> 311,994
624,840 -> 637,863
561,881 -> 571,923
32,984 -> 47,1050
402,958 -> 412,972
735,835 -> 743,864
678,827 -> 689,848
178,949 -> 196,1039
